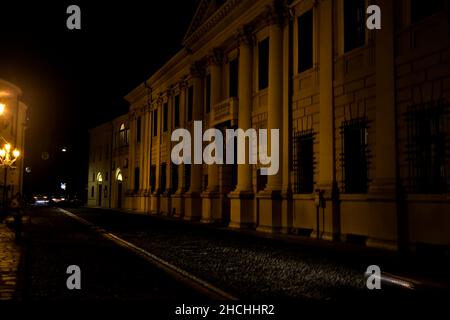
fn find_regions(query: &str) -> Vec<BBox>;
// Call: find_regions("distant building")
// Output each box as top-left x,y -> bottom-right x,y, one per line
88,0 -> 450,252
0,79 -> 28,203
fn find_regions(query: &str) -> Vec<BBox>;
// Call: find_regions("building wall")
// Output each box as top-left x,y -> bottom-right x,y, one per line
88,0 -> 450,251
0,79 -> 28,203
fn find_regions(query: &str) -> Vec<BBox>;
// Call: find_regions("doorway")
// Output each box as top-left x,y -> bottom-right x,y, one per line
98,184 -> 102,206
117,182 -> 122,209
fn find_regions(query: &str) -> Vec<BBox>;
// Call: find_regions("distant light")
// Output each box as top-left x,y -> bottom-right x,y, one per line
61,182 -> 66,190
0,103 -> 5,115
25,167 -> 32,173
13,149 -> 20,158
62,147 -> 67,152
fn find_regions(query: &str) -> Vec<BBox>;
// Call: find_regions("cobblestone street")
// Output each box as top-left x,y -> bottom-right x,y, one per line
1,206 -> 449,310
0,222 -> 21,300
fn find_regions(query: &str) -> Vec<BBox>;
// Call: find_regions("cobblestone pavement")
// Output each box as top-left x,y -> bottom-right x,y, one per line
66,207 -> 450,304
15,207 -> 206,301
0,223 -> 21,301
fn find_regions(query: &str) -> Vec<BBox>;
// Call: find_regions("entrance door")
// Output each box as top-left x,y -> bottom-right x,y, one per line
117,183 -> 122,209
98,185 -> 102,206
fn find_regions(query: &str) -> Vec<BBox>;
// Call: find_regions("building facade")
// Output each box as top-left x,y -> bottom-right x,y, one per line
0,79 -> 28,204
88,0 -> 450,252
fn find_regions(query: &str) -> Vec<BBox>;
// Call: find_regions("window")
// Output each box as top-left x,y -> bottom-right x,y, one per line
134,167 -> 140,193
171,163 -> 179,192
92,172 -> 95,182
298,10 -> 313,73
340,118 -> 369,193
152,110 -> 158,137
174,95 -> 180,127
187,86 -> 193,121
160,163 -> 167,193
293,130 -> 314,193
184,164 -> 191,191
137,116 -> 141,143
411,0 -> 445,23
256,168 -> 267,192
105,171 -> 109,181
163,102 -> 168,133
258,38 -> 269,90
150,165 -> 156,192
119,123 -> 128,147
229,58 -> 238,98
405,99 -> 449,193
344,0 -> 366,52
91,186 -> 94,197
205,74 -> 211,113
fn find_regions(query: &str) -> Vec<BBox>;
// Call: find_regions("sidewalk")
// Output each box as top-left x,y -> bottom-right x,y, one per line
0,222 -> 21,300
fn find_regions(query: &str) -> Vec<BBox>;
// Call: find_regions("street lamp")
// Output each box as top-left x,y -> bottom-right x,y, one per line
0,143 -> 20,167
0,142 -> 21,211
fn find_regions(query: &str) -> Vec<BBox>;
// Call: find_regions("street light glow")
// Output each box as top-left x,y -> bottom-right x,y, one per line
0,103 -> 5,115
0,142 -> 20,167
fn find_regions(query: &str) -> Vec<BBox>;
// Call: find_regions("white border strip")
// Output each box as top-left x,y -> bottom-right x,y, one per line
58,208 -> 237,300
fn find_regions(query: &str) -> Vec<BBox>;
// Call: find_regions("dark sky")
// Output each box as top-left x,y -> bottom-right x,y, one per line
0,0 -> 198,196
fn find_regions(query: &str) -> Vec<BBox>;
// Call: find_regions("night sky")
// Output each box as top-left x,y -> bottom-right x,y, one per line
0,0 -> 198,197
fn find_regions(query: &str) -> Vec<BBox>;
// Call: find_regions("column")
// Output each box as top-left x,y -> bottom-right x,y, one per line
229,27 -> 255,228
150,101 -> 161,214
256,7 -> 284,233
367,0 -> 398,250
143,108 -> 152,213
281,16 -> 292,233
315,0 -> 335,241
184,63 -> 204,220
161,91 -> 173,216
172,80 -> 187,218
201,50 -> 223,223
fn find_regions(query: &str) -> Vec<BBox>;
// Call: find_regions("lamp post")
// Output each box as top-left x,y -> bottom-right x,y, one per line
0,143 -> 21,211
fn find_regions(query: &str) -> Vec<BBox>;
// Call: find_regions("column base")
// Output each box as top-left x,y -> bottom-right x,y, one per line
228,190 -> 254,229
160,191 -> 172,216
201,191 -> 222,223
256,189 -> 282,233
171,191 -> 185,218
184,191 -> 202,221
150,191 -> 161,215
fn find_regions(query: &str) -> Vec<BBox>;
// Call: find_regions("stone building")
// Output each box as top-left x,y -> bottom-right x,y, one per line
0,79 -> 28,205
88,0 -> 450,252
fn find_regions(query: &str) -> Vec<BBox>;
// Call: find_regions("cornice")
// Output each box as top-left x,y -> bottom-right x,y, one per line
183,0 -> 243,50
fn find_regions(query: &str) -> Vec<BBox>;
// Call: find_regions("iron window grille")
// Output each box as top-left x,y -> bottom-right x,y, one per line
340,118 -> 370,193
292,130 -> 315,193
404,99 -> 449,193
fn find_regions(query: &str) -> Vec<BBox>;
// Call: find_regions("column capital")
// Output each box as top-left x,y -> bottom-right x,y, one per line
178,76 -> 189,89
190,61 -> 205,78
207,48 -> 223,66
235,25 -> 254,47
264,1 -> 288,27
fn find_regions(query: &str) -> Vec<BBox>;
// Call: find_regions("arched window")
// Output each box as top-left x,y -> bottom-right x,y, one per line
115,168 -> 123,182
119,123 -> 129,147
97,172 -> 103,182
